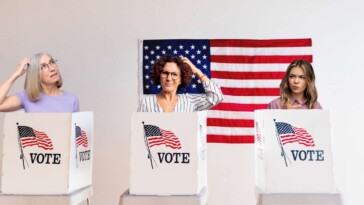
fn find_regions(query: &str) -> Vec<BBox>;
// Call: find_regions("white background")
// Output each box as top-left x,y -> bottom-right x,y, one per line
1,0 -> 363,204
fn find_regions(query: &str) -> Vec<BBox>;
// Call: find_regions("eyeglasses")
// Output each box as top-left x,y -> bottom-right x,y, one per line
40,59 -> 57,72
161,71 -> 180,79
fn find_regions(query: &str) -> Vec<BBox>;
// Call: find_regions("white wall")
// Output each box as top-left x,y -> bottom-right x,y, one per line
1,0 -> 364,204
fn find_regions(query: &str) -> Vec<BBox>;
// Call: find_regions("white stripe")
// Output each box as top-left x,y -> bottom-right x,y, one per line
207,126 -> 255,135
210,62 -> 318,72
212,78 -> 281,88
207,110 -> 255,119
210,47 -> 312,56
138,40 -> 145,101
211,63 -> 289,72
220,95 -> 278,104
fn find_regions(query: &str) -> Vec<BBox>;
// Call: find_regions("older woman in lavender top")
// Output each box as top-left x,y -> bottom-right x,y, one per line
0,53 -> 79,112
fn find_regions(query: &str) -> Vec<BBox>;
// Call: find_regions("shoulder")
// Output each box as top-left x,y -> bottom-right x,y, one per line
138,95 -> 158,112
268,97 -> 282,109
178,93 -> 189,97
141,95 -> 156,102
15,90 -> 26,97
61,91 -> 78,100
313,101 -> 322,109
179,93 -> 194,101
15,91 -> 27,101
139,94 -> 158,106
58,91 -> 79,112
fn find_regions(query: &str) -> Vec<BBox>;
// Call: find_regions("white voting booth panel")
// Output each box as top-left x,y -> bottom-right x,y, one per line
129,112 -> 207,195
254,110 -> 335,193
0,112 -> 93,194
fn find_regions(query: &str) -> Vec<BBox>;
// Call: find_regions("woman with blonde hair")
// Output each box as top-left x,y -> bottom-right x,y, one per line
0,53 -> 79,112
268,59 -> 321,109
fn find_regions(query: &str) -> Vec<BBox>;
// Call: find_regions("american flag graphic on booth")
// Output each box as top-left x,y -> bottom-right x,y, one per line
275,122 -> 315,147
76,125 -> 88,148
255,122 -> 262,145
140,39 -> 312,143
143,124 -> 182,149
18,125 -> 54,150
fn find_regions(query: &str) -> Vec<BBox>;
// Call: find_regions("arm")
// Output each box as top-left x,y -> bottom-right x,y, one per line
137,97 -> 145,112
0,58 -> 29,112
188,80 -> 224,111
181,57 -> 209,83
181,57 -> 223,111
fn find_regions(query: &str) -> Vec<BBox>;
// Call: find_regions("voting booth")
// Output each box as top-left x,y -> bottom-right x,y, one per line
129,112 -> 207,195
254,110 -> 335,193
0,112 -> 93,195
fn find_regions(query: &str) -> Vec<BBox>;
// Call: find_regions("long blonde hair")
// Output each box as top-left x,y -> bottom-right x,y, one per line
24,53 -> 63,101
280,59 -> 318,109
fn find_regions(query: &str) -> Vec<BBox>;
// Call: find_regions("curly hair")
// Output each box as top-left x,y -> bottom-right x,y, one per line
151,55 -> 192,91
280,59 -> 318,109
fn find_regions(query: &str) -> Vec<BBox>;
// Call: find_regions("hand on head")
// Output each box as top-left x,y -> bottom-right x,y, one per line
180,56 -> 199,74
14,58 -> 30,78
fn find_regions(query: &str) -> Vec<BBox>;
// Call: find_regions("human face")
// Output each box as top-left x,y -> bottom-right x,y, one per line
288,66 -> 307,96
160,62 -> 181,94
39,55 -> 60,86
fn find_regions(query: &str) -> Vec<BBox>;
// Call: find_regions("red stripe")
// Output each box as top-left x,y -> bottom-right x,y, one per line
22,142 -> 37,148
76,137 -> 88,147
207,134 -> 255,143
211,71 -> 285,80
37,144 -> 53,150
207,118 -> 254,128
221,87 -> 280,96
149,141 -> 165,147
210,55 -> 312,64
210,39 -> 312,47
211,103 -> 268,112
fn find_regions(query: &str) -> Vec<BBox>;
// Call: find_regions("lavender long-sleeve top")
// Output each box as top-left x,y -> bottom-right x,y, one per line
16,91 -> 79,112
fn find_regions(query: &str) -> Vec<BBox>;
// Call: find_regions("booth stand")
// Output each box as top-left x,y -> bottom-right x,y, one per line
0,185 -> 92,205
119,187 -> 207,205
0,112 -> 94,205
254,110 -> 342,205
255,186 -> 342,205
121,112 -> 208,205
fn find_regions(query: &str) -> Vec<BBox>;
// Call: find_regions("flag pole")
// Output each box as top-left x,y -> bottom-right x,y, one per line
142,122 -> 156,169
75,123 -> 78,168
17,123 -> 27,170
273,119 -> 290,167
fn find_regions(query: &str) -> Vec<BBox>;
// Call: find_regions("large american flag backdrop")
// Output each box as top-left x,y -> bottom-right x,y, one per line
139,39 -> 312,143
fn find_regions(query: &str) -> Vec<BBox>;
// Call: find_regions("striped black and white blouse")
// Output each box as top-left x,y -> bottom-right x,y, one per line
138,80 -> 223,112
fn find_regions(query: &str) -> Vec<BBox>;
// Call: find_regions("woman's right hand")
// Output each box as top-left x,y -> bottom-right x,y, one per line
181,56 -> 200,74
0,58 -> 28,111
13,58 -> 30,79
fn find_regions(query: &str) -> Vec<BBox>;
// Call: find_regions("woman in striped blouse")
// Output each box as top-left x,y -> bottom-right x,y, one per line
138,55 -> 223,112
